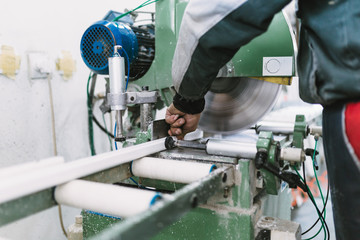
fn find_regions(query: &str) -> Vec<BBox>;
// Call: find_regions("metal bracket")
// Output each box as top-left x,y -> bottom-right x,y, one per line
107,91 -> 158,108
256,131 -> 280,195
256,216 -> 301,240
293,115 -> 307,149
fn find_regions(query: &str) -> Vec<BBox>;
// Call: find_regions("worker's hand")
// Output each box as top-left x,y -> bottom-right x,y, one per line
165,103 -> 201,140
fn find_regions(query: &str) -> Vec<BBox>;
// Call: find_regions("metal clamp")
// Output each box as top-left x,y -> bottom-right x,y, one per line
108,91 -> 158,108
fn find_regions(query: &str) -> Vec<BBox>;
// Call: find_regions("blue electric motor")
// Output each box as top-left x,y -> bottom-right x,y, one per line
80,18 -> 155,77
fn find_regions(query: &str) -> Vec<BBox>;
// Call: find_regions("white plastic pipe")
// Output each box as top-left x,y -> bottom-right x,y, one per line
131,157 -> 216,184
0,156 -> 64,180
206,139 -> 257,159
55,180 -> 161,218
0,138 -> 167,204
309,125 -> 322,136
280,148 -> 305,164
256,121 -> 295,135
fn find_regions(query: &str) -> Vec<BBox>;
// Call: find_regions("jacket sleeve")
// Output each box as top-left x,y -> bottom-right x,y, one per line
172,0 -> 291,114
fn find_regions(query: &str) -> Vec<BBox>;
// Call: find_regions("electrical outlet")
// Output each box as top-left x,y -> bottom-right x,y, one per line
27,52 -> 52,79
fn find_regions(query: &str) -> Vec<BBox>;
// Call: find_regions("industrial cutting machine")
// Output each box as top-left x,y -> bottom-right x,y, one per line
0,1 -> 324,239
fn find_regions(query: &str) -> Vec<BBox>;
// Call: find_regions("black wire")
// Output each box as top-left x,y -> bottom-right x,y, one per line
302,178 -> 330,235
92,115 -> 115,138
302,162 -> 330,240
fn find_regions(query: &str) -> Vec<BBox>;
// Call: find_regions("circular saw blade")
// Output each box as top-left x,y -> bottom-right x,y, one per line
198,77 -> 281,134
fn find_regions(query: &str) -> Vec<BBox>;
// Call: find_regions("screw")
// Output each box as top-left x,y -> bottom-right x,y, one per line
223,187 -> 229,198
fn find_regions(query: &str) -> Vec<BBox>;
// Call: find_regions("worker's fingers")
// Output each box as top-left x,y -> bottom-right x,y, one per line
170,118 -> 185,128
165,113 -> 179,124
165,104 -> 185,124
169,127 -> 182,136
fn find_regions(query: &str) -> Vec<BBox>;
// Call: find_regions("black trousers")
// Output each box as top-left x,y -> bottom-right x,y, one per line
323,103 -> 360,240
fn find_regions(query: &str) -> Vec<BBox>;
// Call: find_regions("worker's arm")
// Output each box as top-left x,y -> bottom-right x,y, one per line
167,0 -> 291,138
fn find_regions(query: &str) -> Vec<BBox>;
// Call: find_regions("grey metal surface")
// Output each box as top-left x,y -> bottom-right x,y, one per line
151,119 -> 170,140
256,216 -> 301,240
140,103 -> 153,131
157,148 -> 238,164
115,110 -> 125,141
126,91 -> 158,104
199,77 -> 281,134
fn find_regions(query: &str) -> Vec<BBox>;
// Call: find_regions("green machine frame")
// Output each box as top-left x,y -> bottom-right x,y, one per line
131,0 -> 295,107
82,0 -> 297,239
0,1 -> 298,239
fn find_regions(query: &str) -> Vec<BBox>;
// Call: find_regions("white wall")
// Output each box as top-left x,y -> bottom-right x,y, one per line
0,1 -> 154,239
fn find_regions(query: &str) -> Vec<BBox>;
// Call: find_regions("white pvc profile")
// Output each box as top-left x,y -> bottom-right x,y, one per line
206,139 -> 257,159
0,138 -> 167,204
0,156 -> 64,180
131,157 -> 216,184
55,180 -> 161,218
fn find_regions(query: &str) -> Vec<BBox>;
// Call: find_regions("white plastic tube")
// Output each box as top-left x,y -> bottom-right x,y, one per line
0,156 -> 64,180
0,138 -> 167,204
280,148 -> 305,164
206,139 -> 257,159
131,157 -> 216,184
55,180 -> 161,218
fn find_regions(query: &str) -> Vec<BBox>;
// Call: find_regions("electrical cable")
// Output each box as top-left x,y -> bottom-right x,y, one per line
85,210 -> 121,220
47,75 -> 58,156
306,194 -> 329,240
302,161 -> 326,240
58,205 -> 68,238
46,75 -> 68,237
114,121 -> 118,150
303,139 -> 330,240
302,179 -> 330,235
112,0 -> 160,22
102,113 -> 113,151
114,121 -> 145,189
294,165 -> 330,240
87,72 -> 96,155
92,115 -> 114,138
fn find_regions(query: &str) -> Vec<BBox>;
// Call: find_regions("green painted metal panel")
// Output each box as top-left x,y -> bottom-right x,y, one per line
152,207 -> 253,240
257,132 -> 280,195
82,210 -> 121,239
232,13 -> 295,77
293,115 -> 307,149
132,0 -> 179,105
131,1 -> 294,106
0,188 -> 56,227
232,160 -> 252,209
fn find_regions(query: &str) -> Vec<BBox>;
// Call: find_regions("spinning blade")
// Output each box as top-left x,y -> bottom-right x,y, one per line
199,77 -> 281,134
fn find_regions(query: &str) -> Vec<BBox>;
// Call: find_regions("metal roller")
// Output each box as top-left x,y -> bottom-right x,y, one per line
206,139 -> 257,159
131,157 -> 216,184
199,77 -> 281,134
55,180 -> 162,218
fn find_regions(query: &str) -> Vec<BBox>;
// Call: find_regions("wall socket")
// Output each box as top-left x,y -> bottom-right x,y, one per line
27,52 -> 52,79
